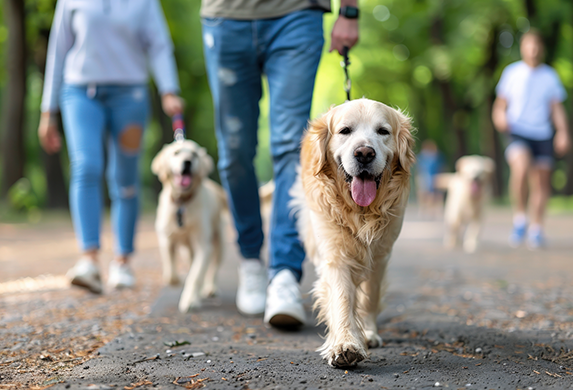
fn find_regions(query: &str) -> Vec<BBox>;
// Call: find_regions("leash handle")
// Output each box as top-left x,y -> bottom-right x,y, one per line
341,46 -> 351,102
172,113 -> 185,142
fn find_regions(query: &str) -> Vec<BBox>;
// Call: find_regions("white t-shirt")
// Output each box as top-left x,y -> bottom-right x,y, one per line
496,61 -> 566,140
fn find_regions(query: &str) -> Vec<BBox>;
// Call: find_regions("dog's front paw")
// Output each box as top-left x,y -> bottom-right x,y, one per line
322,342 -> 367,368
178,296 -> 201,313
365,330 -> 383,348
201,283 -> 217,298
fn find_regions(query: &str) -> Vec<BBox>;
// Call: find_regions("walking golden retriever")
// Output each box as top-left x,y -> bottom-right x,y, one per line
290,98 -> 415,367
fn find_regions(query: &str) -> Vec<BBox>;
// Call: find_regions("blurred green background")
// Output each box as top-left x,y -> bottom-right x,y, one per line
1,0 -> 573,222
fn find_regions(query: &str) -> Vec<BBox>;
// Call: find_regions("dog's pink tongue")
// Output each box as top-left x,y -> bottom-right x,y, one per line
351,176 -> 377,207
177,174 -> 192,187
470,181 -> 481,197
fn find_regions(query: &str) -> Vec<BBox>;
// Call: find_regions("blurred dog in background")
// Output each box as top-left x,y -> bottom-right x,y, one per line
442,155 -> 495,253
151,140 -> 226,313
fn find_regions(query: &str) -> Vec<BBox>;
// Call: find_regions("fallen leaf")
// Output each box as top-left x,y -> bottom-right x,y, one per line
124,380 -> 152,390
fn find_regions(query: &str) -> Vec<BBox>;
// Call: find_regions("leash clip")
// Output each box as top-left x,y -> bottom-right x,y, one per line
172,113 -> 185,143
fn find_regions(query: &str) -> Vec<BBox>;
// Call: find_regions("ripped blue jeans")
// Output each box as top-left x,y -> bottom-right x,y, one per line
202,9 -> 324,282
60,84 -> 150,255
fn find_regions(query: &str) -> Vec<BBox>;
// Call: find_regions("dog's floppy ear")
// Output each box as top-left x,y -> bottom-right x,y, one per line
198,147 -> 214,178
483,157 -> 496,174
303,113 -> 331,177
455,156 -> 466,173
394,110 -> 415,173
151,144 -> 170,183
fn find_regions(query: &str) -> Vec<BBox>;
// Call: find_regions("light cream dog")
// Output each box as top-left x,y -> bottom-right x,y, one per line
290,98 -> 415,367
443,155 -> 495,253
151,140 -> 226,313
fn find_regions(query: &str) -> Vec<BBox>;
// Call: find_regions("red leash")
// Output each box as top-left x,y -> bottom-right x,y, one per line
172,113 -> 185,142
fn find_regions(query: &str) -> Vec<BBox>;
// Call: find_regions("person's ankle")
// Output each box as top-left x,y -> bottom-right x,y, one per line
241,256 -> 261,263
513,212 -> 527,227
529,223 -> 542,235
114,255 -> 129,265
83,250 -> 99,263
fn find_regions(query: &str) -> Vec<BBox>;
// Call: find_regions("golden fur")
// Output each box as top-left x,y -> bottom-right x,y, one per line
291,98 -> 415,367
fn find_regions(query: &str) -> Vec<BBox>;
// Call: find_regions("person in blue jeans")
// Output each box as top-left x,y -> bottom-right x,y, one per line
200,0 -> 359,326
38,0 -> 184,294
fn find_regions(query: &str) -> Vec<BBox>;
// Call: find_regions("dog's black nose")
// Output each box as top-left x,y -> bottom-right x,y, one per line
182,160 -> 192,174
354,146 -> 376,165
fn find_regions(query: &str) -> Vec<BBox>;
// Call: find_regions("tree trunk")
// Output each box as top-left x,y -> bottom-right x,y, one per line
430,16 -> 467,160
483,25 -> 504,198
564,94 -> 573,195
1,0 -> 26,197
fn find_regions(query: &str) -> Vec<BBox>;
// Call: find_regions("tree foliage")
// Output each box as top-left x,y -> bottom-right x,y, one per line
1,0 -> 572,214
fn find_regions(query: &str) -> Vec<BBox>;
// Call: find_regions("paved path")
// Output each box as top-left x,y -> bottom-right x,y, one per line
2,207 -> 573,389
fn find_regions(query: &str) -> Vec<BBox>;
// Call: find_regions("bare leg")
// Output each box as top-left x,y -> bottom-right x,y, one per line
83,248 -> 98,262
529,165 -> 552,227
507,149 -> 531,217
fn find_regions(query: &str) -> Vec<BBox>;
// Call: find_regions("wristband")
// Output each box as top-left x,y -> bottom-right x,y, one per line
339,6 -> 359,19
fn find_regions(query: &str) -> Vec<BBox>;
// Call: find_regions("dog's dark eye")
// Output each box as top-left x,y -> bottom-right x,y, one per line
377,127 -> 390,136
339,127 -> 352,135
174,150 -> 181,156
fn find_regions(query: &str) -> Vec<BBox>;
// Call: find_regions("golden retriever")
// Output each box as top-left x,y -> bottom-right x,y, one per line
290,98 -> 415,367
151,140 -> 226,313
443,155 -> 495,253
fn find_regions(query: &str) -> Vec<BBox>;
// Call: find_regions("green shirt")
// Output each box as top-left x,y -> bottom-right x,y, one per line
201,0 -> 331,20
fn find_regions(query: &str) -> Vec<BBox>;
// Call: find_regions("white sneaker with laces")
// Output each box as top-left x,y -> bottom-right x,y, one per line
66,257 -> 102,294
108,261 -> 136,289
264,269 -> 306,327
236,259 -> 267,316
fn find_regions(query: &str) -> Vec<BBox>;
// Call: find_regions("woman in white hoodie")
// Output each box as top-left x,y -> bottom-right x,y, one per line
38,0 -> 184,293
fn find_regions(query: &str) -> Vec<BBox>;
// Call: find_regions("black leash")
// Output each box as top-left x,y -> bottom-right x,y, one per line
341,46 -> 351,102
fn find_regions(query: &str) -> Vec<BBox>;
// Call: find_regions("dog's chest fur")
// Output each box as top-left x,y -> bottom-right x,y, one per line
156,187 -> 206,237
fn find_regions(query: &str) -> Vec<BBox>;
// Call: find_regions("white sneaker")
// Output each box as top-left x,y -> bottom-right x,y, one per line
236,259 -> 267,316
66,257 -> 102,294
264,269 -> 306,327
108,261 -> 135,289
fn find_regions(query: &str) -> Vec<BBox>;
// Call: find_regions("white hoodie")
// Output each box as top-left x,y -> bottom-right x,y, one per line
41,0 -> 180,112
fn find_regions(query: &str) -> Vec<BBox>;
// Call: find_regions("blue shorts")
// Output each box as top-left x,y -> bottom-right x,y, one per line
505,134 -> 554,167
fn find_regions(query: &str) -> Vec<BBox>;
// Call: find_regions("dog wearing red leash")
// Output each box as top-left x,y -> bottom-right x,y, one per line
151,117 -> 226,312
